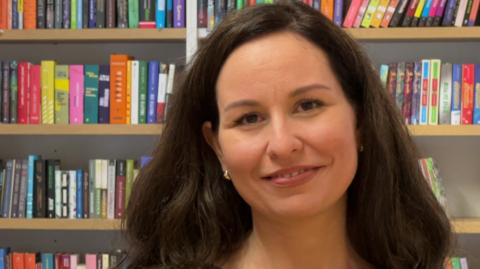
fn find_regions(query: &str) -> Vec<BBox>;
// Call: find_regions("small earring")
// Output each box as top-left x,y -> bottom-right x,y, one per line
359,145 -> 364,152
223,170 -> 231,180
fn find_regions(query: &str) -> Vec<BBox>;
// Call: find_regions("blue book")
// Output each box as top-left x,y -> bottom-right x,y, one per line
411,61 -> 422,125
42,254 -> 54,269
13,0 -> 18,29
167,0 -> 173,27
473,65 -> 480,124
0,248 -> 11,269
419,0 -> 434,26
2,160 -> 14,218
442,0 -> 458,26
157,0 -> 166,28
26,155 -> 41,219
141,156 -> 153,167
76,169 -> 83,218
147,61 -> 159,124
89,0 -> 96,28
77,0 -> 83,28
215,0 -> 226,24
313,0 -> 320,9
451,64 -> 462,125
420,61 -> 430,125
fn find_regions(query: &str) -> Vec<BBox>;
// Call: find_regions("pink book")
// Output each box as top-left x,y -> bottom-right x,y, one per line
61,254 -> 71,269
352,0 -> 371,27
343,0 -> 363,27
18,62 -> 31,124
30,65 -> 41,124
70,65 -> 84,124
428,0 -> 441,21
35,263 -> 42,269
468,0 -> 480,26
70,254 -> 79,269
85,254 -> 97,269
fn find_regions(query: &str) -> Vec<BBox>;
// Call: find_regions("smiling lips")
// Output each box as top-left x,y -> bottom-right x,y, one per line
263,166 -> 321,188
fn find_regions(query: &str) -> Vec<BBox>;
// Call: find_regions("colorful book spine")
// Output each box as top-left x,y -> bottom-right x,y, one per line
84,65 -> 100,124
439,64 -> 453,124
13,0 -> 18,29
343,0 -> 362,27
54,65 -> 70,124
30,65 -> 41,124
8,0 -> 13,29
126,61 -> 132,124
94,160 -> 101,218
110,55 -> 133,124
11,160 -> 22,218
167,0 -> 173,27
55,170 -> 62,218
2,62 -> 10,124
0,1 -> 7,29
207,0 -> 214,29
442,0 -> 457,25
454,0 -> 468,26
462,0 -> 474,25
396,62 -> 406,111
77,0 -> 82,28
380,65 -> 389,89
420,60 -> 430,125
402,0 -> 420,26
361,0 -> 380,27
451,64 -> 462,125
98,65 -> 110,124
352,0 -> 370,27
71,0 -> 77,28
419,0 -> 433,26
403,62 -> 414,124
460,258 -> 469,269
434,0 -> 449,25
380,0 -> 400,26
321,0 -> 334,20
428,59 -> 441,125
426,0 -> 440,26
451,257 -> 461,269
157,63 -> 168,123
390,0 -> 410,26
68,170 -> 77,219
125,160 -> 134,207
115,160 -> 126,218
18,62 -> 31,124
474,64 -> 480,124
106,160 -> 115,219
41,61 -> 56,124
24,0 -> 37,29
2,160 -> 14,218
139,61 -> 148,124
131,61 -> 140,125
157,0 -> 166,28
101,159 -> 107,219
468,0 -> 480,25
198,0 -> 207,27
88,160 -> 95,218
370,0 -> 390,27
147,61 -> 159,124
17,160 -> 28,218
26,155 -> 41,219
89,0 -> 95,27
462,64 -> 474,124
63,0 -> 70,28
77,170 -> 84,219
387,62 -> 397,103
129,0 -> 139,28
10,62 -> 18,124
70,65 -> 84,124
334,0 -> 344,25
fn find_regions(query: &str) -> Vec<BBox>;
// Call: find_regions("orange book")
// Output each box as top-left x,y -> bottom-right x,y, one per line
126,60 -> 132,124
0,0 -> 7,29
24,0 -> 36,29
7,0 -> 12,29
12,253 -> 25,269
110,54 -> 134,124
321,0 -> 334,20
444,258 -> 452,269
24,253 -> 37,269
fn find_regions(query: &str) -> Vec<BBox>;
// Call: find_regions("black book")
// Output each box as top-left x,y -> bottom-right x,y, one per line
83,0 -> 89,28
463,0 -> 474,25
451,0 -> 461,25
34,160 -> 47,218
47,159 -> 56,218
9,61 -> 18,124
37,0 -> 46,28
10,160 -> 22,218
17,159 -> 28,218
96,0 -> 106,28
117,0 -> 128,28
55,0 -> 63,28
61,171 -> 69,218
390,0 -> 411,27
46,0 -> 55,29
83,171 -> 89,219
140,0 -> 156,21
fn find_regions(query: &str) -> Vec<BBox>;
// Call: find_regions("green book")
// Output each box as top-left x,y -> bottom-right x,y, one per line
256,0 -> 265,3
71,0 -> 77,29
451,257 -> 461,269
237,0 -> 244,9
95,160 -> 102,219
54,65 -> 69,124
84,65 -> 100,124
128,0 -> 139,28
138,61 -> 148,124
360,0 -> 381,28
10,61 -> 18,123
125,160 -> 134,207
88,160 -> 96,218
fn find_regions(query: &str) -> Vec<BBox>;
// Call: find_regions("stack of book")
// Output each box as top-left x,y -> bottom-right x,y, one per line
419,157 -> 448,213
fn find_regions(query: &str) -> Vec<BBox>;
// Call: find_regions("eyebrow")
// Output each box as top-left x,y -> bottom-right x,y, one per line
223,84 -> 330,113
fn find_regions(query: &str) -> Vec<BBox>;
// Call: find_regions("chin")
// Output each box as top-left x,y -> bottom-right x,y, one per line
265,194 -> 342,221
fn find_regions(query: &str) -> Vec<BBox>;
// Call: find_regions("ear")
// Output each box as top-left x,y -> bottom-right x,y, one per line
202,121 -> 226,170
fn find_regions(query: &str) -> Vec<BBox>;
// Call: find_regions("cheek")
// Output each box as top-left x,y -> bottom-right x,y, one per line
218,133 -> 265,176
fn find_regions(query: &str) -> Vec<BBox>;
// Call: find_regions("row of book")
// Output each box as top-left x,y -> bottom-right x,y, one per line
0,157 -> 152,219
0,56 -> 181,125
379,60 -> 480,125
198,0 -> 480,29
0,0 -> 186,30
447,257 -> 469,269
0,249 -> 127,269
420,157 -> 448,214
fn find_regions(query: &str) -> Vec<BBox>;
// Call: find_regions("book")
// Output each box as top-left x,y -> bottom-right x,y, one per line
70,65 -> 84,124
10,61 -> 18,124
442,0 -> 458,25
2,62 -> 9,123
387,62 -> 397,102
54,65 -> 70,124
389,0 -> 410,26
131,61 -> 140,124
89,0 -> 95,27
352,0 -> 370,27
396,62 -> 405,111
454,0 -> 468,26
17,160 -> 28,218
474,64 -> 480,124
403,62 -> 414,124
380,0 -> 400,26
84,65 -> 100,124
11,160 -> 22,218
41,60 -> 56,124
55,0 -> 62,28
126,61 -> 132,124
198,0 -> 207,27
402,0 -> 420,26
173,0 -> 184,27
95,159 -> 102,218
61,171 -> 69,218
157,0 -> 166,27
361,0 -> 380,27
106,0 -> 115,27
18,62 -> 31,124
125,160 -> 134,207
370,0 -> 391,27
451,64 -> 462,125
115,160 -> 126,218
2,160 -> 14,218
110,55 -> 134,124
107,160 -> 116,219
334,0 -> 344,25
462,0 -> 474,25
55,170 -> 62,218
428,59 -> 441,125
207,0 -> 214,29
157,63 -> 168,123
76,169 -> 83,218
30,65 -> 41,124
47,159 -> 56,218
426,0 -> 441,26
26,155 -> 41,219
88,160 -> 95,218
101,159 -> 108,219
34,159 -> 46,218
68,170 -> 77,219
462,64 -> 474,124
439,63 -> 453,124
419,60 -> 430,125
117,0 -> 129,27
419,0 -> 434,26
98,65 -> 110,124
138,61 -> 148,124
129,0 -> 140,27
63,0 -> 71,28
433,0 -> 449,25
96,0 -> 105,27
147,61 -> 159,124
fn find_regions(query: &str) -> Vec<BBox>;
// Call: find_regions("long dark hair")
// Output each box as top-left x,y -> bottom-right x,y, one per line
121,1 -> 453,268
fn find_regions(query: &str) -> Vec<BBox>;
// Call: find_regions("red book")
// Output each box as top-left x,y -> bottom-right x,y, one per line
61,254 -> 70,269
29,65 -> 41,124
0,0 -> 7,29
18,62 -> 31,124
24,253 -> 37,269
462,64 -> 474,124
249,0 -> 256,5
54,253 -> 62,269
139,21 -> 156,28
115,162 -> 126,219
12,253 -> 25,269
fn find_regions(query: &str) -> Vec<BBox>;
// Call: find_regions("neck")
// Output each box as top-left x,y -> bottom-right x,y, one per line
223,194 -> 369,269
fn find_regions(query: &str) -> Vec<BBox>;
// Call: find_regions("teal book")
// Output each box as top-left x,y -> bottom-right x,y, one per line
139,61 -> 148,124
84,65 -> 100,124
42,253 -> 54,269
54,65 -> 70,124
129,0 -> 140,28
10,61 -> 18,123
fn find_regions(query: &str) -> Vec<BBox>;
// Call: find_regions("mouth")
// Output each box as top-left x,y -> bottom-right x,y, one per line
262,167 -> 321,188
263,167 -> 319,180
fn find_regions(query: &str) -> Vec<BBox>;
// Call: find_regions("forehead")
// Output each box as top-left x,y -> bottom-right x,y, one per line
216,32 -> 337,103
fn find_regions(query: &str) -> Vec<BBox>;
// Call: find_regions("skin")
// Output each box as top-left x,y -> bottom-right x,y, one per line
203,31 -> 371,269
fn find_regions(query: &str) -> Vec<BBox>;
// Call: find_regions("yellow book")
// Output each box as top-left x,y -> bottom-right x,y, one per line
126,61 -> 132,124
41,61 -> 57,124
54,65 -> 70,124
370,0 -> 391,27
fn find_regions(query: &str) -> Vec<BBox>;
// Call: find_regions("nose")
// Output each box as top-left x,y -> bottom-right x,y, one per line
266,118 -> 303,159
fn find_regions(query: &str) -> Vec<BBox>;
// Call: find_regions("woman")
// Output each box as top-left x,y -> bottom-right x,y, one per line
122,1 -> 452,268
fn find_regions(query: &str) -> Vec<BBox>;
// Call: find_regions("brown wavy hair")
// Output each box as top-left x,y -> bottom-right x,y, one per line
121,1 -> 453,268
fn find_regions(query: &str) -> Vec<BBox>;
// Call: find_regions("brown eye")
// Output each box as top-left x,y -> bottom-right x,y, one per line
244,114 -> 259,124
300,101 -> 316,111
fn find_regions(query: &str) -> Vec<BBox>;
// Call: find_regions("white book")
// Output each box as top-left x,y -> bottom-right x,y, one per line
454,0 -> 468,27
157,63 -> 168,121
131,61 -> 140,124
55,170 -> 62,218
428,59 -> 441,125
439,64 -> 452,124
107,160 -> 116,219
419,60 -> 430,125
62,172 -> 68,218
460,257 -> 469,269
69,170 -> 77,219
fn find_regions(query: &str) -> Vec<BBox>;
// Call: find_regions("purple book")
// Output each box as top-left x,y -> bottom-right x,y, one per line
334,0 -> 343,26
98,65 -> 110,124
433,0 -> 449,25
63,0 -> 71,28
410,61 -> 422,125
173,0 -> 185,28
89,0 -> 96,28
441,0 -> 458,25
2,62 -> 10,124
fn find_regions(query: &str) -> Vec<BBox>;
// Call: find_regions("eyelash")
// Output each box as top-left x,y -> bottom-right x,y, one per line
233,98 -> 325,126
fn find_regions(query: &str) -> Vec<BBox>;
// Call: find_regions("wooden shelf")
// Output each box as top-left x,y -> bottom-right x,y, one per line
0,219 -> 121,230
0,29 -> 186,43
0,124 -> 163,135
0,218 -> 476,232
199,27 -> 480,42
408,125 -> 480,136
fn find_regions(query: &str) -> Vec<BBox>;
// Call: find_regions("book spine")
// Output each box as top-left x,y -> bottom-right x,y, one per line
387,63 -> 397,103
156,63 -> 167,123
360,0 -> 379,27
164,63 -> 175,121
454,0 -> 468,26
462,0 -> 474,25
419,0 -> 433,26
46,0 -> 54,28
440,64 -> 453,124
82,0 -> 88,27
2,62 -> 10,124
352,0 -> 370,27
11,160 -> 22,218
95,159 -> 102,218
2,160 -> 13,218
47,160 -> 56,218
462,64 -> 474,124
83,171 -> 89,218
54,65 -> 70,125
71,0 -> 77,28
451,0 -> 461,24
139,61 -> 148,124
156,0 -> 165,27
10,61 -> 18,124
214,0 -> 225,25
125,160 -> 134,206
107,160 -> 116,219
402,0 -> 420,26
128,0 -> 139,27
114,160 -> 126,218
468,0 -> 480,25
380,0 -> 400,26
41,61 -> 55,124
18,62 -> 30,124
380,65 -> 389,88
321,0 -> 335,20
126,61 -> 132,124
419,60 -> 430,125
0,1 -> 7,29
37,0 -> 45,28
96,0 -> 105,27
460,258 -> 468,269
89,0 -> 95,27
69,65 -> 84,124
117,0 -> 128,28
89,160 -> 96,218
207,0 -> 213,28
61,171 -> 69,218
77,0 -> 83,28
98,65 -> 110,124
198,0 -> 207,27
147,61 -> 159,124
428,59 -> 441,125
333,0 -> 343,25
370,0 -> 391,27
17,160 -> 28,218
426,0 -> 440,26
35,160 -> 46,218
442,0 -> 458,24
403,62 -> 414,124
68,170 -> 77,219
26,155 -> 40,219
13,0 -> 18,29
30,65 -> 41,124
131,61 -> 139,124
18,0 -> 24,29
84,65 -> 100,124
411,61 -> 422,125
434,0 -> 448,25
451,64 -> 462,125
474,65 -> 480,124
62,0 -> 70,28
389,0 -> 410,26
7,0 -> 12,29
55,0 -> 62,28
24,0 -> 37,29
54,170 -> 61,218
106,0 -> 115,27
110,56 -> 130,124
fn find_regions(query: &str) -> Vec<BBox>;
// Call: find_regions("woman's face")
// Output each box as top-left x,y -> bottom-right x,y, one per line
204,32 -> 360,221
